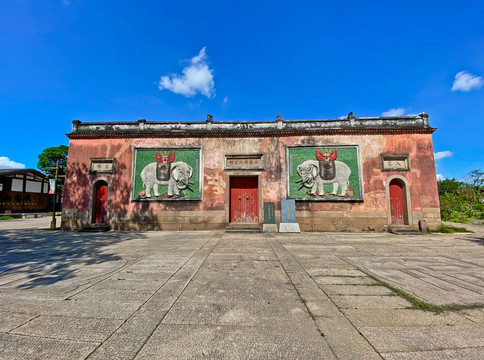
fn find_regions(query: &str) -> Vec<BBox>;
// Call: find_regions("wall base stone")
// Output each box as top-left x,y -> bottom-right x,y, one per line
61,208 -> 442,232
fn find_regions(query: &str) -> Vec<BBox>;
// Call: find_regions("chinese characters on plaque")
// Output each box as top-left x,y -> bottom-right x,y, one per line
89,158 -> 115,174
380,154 -> 410,171
224,154 -> 265,170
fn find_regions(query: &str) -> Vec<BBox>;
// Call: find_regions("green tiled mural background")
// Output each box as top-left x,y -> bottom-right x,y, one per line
132,148 -> 202,201
286,146 -> 362,201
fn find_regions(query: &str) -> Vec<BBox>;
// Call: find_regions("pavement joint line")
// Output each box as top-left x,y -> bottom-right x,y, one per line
130,231 -> 223,360
264,233 -> 383,360
338,256 -> 484,312
85,231 -> 223,360
407,266 -> 484,295
6,314 -> 41,334
402,268 -> 474,294
6,329 -> 101,344
63,258 -> 139,300
2,221 -> 483,358
442,255 -> 484,269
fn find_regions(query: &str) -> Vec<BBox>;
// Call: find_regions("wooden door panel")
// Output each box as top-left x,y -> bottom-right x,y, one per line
389,181 -> 404,225
230,177 -> 258,223
95,185 -> 108,223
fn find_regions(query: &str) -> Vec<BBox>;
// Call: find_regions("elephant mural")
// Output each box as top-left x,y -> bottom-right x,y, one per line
296,160 -> 351,196
296,149 -> 353,197
140,161 -> 194,198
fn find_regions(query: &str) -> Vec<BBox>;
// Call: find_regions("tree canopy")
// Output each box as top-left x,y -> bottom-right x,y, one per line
438,170 -> 484,222
37,145 -> 68,178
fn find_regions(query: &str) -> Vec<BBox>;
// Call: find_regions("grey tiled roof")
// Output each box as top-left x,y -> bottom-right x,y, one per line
0,169 -> 48,178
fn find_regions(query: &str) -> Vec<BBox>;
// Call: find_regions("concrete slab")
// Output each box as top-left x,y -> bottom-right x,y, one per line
343,309 -> 472,327
381,347 -> 484,360
0,333 -> 98,360
330,295 -> 411,309
12,315 -> 123,342
459,308 -> 484,323
313,275 -> 378,285
136,324 -> 335,360
262,224 -> 278,232
315,317 -> 382,360
359,325 -> 484,352
0,220 -> 483,359
279,222 -> 301,232
321,284 -> 393,296
0,311 -> 36,332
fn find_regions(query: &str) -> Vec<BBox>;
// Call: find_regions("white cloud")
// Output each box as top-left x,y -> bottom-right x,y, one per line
382,108 -> 405,117
436,174 -> 444,181
223,97 -> 228,104
0,156 -> 26,169
158,47 -> 215,98
451,71 -> 483,92
434,151 -> 453,160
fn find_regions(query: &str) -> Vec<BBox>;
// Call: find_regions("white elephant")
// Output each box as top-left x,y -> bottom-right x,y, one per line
140,161 -> 194,198
296,160 -> 351,196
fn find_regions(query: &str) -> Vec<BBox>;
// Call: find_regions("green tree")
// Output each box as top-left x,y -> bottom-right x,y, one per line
437,178 -> 463,195
37,145 -> 68,182
437,171 -> 484,222
466,170 -> 484,203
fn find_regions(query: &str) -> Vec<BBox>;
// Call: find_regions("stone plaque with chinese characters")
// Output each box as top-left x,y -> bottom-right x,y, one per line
380,154 -> 410,172
224,154 -> 265,170
89,158 -> 115,174
279,199 -> 300,232
281,199 -> 297,223
264,202 -> 276,224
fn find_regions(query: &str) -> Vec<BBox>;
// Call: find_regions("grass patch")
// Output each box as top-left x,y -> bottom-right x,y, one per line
440,224 -> 472,233
366,273 -> 484,313
0,216 -> 15,220
367,274 -> 442,312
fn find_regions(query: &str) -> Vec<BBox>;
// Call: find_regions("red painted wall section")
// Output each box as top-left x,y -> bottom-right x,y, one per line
360,133 -> 440,211
63,132 -> 439,216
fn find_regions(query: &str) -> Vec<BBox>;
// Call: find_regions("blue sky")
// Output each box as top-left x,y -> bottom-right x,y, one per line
0,0 -> 483,180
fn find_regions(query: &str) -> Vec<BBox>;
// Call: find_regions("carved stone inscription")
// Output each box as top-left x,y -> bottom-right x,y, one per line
89,158 -> 115,174
281,199 -> 296,223
264,202 -> 276,224
381,154 -> 410,171
224,154 -> 265,170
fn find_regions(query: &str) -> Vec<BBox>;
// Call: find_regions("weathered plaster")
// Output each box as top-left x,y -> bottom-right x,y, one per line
63,115 -> 440,231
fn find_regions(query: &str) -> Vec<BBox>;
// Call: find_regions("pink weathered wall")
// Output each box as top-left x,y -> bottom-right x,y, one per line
62,133 -> 441,230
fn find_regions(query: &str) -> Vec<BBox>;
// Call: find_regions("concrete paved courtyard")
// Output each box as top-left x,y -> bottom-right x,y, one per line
0,217 -> 483,359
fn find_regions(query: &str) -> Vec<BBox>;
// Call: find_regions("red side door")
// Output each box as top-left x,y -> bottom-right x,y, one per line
230,177 -> 258,223
389,180 -> 404,225
95,185 -> 108,223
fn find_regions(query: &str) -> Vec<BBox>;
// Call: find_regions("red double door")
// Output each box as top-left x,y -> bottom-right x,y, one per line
95,185 -> 108,223
230,177 -> 258,223
389,180 -> 405,225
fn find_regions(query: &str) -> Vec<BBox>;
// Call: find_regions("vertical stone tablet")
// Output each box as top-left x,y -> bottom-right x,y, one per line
263,202 -> 278,232
280,199 -> 300,232
281,199 -> 297,223
264,202 -> 276,224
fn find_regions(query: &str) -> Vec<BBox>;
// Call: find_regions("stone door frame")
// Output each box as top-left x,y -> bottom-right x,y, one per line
385,175 -> 412,226
89,178 -> 110,224
225,171 -> 263,224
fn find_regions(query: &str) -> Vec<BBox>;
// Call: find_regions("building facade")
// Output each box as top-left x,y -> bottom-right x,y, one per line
61,114 -> 441,231
0,169 -> 50,213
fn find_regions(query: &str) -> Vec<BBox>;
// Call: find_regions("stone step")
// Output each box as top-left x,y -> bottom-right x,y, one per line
225,223 -> 263,233
388,226 -> 422,235
78,224 -> 111,232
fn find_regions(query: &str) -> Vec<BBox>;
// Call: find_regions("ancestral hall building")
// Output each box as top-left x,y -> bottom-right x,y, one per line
61,113 -> 441,231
